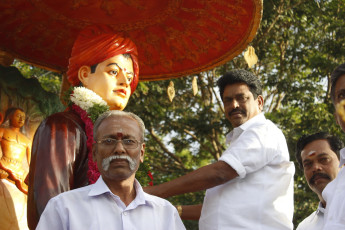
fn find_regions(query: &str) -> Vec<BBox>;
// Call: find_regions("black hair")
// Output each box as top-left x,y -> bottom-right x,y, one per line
217,69 -> 262,100
4,107 -> 24,122
295,132 -> 344,169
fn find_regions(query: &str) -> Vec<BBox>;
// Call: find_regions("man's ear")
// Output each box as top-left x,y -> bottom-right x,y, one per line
140,143 -> 145,163
78,65 -> 92,87
257,95 -> 264,111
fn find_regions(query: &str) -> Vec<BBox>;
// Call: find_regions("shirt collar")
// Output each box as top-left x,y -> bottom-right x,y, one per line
316,202 -> 325,214
339,147 -> 345,167
88,176 -> 110,196
226,112 -> 265,144
88,176 -> 147,208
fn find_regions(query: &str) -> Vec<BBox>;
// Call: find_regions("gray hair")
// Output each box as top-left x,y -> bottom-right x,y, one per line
93,110 -> 145,142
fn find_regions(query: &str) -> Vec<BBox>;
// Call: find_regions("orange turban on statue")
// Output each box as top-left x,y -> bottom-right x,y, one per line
67,25 -> 139,95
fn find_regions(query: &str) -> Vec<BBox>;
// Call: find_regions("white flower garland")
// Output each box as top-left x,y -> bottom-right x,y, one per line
70,87 -> 108,113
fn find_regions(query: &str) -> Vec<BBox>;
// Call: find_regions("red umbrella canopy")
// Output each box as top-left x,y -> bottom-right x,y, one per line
0,0 -> 262,81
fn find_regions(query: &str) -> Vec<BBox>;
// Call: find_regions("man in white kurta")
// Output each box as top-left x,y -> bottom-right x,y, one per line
322,149 -> 345,229
199,113 -> 294,229
322,62 -> 345,229
297,203 -> 324,230
295,132 -> 342,230
144,70 -> 294,229
37,177 -> 184,230
36,110 -> 185,230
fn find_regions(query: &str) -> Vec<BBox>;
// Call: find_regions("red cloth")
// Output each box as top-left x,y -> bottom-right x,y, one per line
67,25 -> 139,94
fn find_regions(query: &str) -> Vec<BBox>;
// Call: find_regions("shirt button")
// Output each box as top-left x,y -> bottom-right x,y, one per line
123,212 -> 128,216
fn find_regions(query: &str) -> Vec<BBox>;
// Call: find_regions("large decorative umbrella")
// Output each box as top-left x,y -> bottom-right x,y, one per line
0,0 -> 262,81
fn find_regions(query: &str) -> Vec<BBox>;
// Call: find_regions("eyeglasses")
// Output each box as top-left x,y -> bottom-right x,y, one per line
95,138 -> 141,149
223,94 -> 250,106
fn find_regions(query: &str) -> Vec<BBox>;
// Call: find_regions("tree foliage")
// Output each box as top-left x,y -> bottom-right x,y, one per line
12,0 -> 345,229
13,60 -> 61,94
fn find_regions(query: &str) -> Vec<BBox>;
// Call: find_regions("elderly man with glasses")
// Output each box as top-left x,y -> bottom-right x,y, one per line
36,110 -> 185,230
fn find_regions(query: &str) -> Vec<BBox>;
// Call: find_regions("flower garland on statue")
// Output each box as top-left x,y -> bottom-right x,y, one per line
68,86 -> 153,186
70,87 -> 108,184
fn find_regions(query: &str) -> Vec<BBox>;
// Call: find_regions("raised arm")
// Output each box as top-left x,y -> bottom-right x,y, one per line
178,204 -> 203,220
144,161 -> 238,198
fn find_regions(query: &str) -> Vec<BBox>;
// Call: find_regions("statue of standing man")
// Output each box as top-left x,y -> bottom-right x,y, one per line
27,25 -> 139,229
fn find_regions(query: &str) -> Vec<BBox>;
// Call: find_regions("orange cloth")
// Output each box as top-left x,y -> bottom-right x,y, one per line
67,25 -> 139,94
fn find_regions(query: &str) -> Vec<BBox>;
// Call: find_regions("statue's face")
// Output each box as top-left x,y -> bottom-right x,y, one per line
80,54 -> 134,110
10,110 -> 25,128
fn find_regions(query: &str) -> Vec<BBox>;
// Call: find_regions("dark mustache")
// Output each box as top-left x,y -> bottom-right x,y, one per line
309,173 -> 331,185
228,108 -> 245,116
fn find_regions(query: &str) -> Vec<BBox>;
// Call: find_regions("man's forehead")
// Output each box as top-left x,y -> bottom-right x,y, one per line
301,150 -> 316,158
98,117 -> 139,135
108,124 -> 123,132
98,125 -> 134,138
224,84 -> 251,95
106,62 -> 134,75
14,110 -> 25,115
301,143 -> 336,161
300,149 -> 334,164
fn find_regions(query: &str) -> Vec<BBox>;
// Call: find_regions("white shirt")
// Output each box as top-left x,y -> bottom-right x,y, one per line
322,148 -> 345,230
36,177 -> 186,230
199,113 -> 295,230
296,202 -> 325,230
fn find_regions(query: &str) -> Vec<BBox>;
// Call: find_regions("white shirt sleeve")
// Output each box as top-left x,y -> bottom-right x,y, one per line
322,167 -> 345,230
163,206 -> 186,230
220,125 -> 286,178
36,197 -> 66,230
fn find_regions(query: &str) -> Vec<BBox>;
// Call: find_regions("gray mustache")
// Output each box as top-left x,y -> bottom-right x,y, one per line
102,155 -> 137,171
